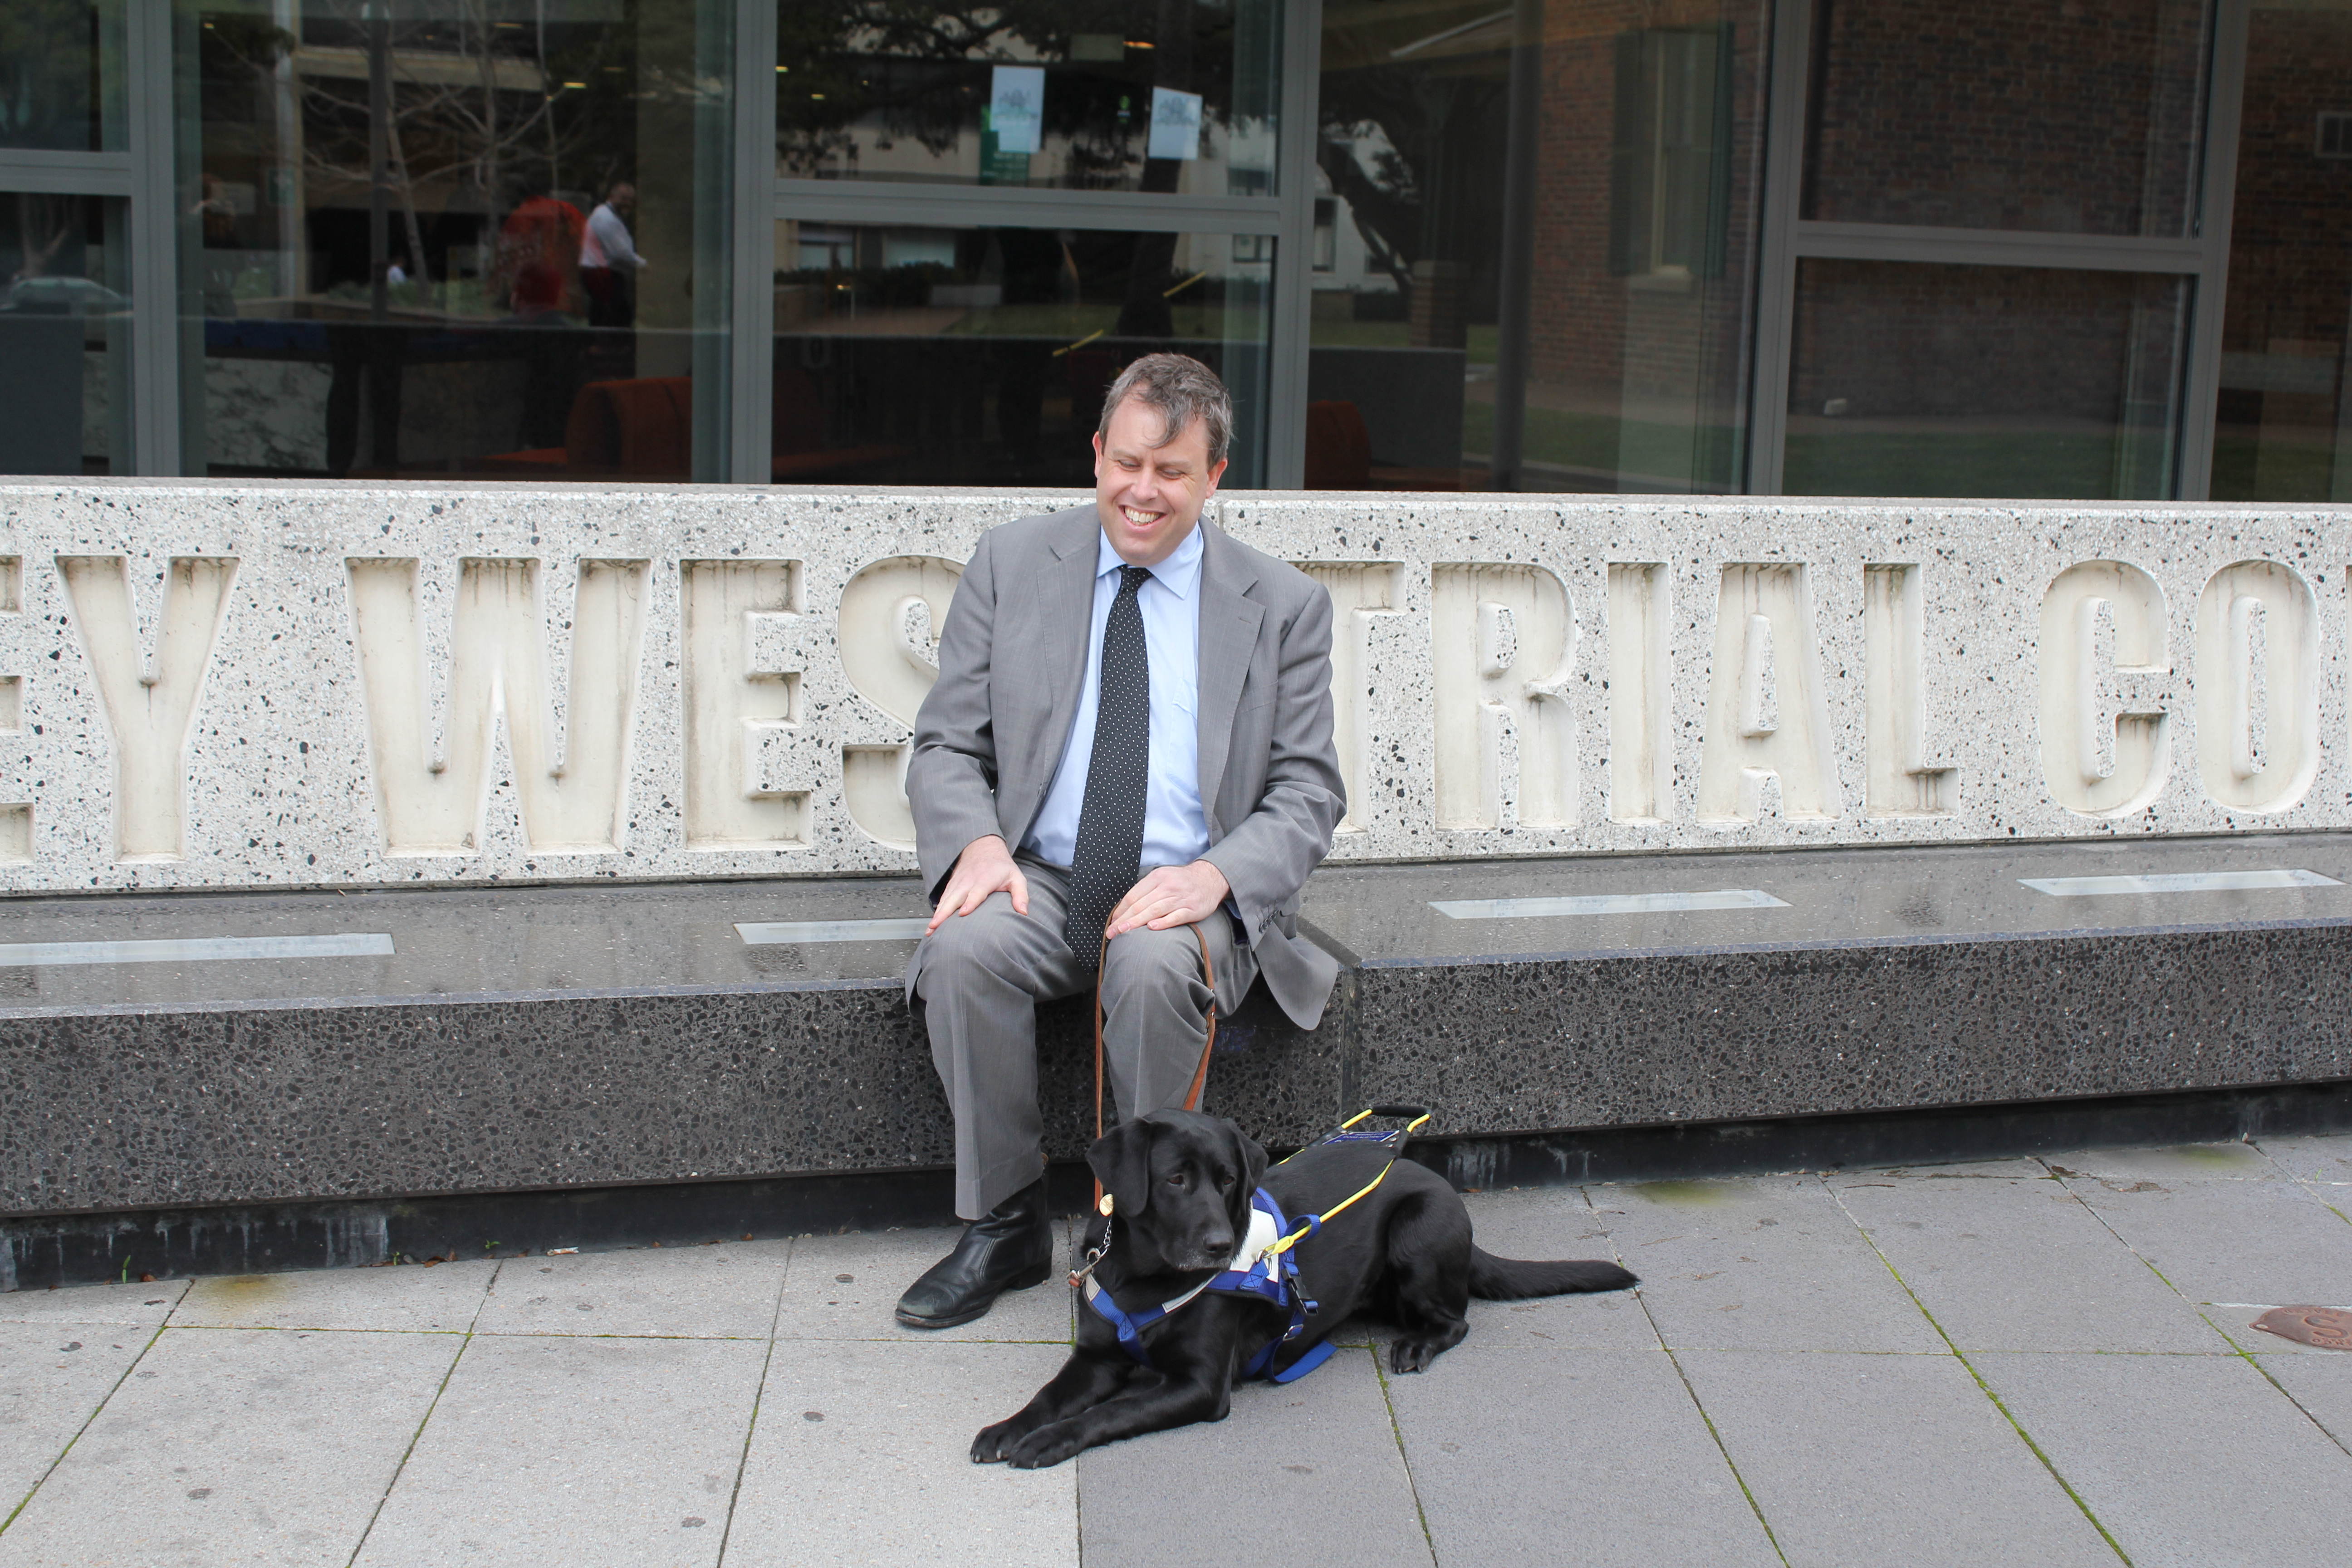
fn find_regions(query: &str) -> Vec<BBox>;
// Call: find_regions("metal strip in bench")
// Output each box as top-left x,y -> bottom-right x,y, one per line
735,919 -> 931,944
1430,890 -> 1789,919
2019,870 -> 2342,897
0,933 -> 396,967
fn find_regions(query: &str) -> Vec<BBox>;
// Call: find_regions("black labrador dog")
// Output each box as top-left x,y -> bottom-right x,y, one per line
972,1109 -> 1637,1468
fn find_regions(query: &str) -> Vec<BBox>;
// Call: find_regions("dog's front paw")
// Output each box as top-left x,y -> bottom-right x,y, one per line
1390,1335 -> 1442,1374
1005,1425 -> 1085,1470
971,1417 -> 1028,1464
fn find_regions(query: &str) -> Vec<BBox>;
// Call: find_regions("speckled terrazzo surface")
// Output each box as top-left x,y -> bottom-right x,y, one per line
7,833 -> 2352,1215
10,482 -> 2352,897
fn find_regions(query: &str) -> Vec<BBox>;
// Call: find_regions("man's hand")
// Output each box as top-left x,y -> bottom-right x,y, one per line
1105,860 -> 1231,940
926,835 -> 1029,933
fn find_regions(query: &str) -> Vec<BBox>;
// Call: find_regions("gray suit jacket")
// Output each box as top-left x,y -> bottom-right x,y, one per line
907,506 -> 1346,1029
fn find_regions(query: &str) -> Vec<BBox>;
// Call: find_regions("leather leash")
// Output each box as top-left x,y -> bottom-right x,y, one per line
1091,920 -> 1218,1210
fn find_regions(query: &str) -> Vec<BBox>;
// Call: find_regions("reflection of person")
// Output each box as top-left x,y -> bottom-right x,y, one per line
580,179 -> 647,330
895,353 -> 1345,1329
496,189 -> 585,321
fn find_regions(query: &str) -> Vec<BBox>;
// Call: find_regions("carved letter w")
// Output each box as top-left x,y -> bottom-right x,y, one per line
347,558 -> 648,855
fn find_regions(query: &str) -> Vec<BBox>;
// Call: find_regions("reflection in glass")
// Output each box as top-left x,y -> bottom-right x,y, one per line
777,1 -> 1284,196
769,222 -> 1269,486
2210,4 -> 2352,501
1802,0 -> 2211,237
1313,0 -> 1767,494
0,0 -> 124,152
1785,260 -> 2187,499
0,194 -> 131,475
179,1 -> 729,480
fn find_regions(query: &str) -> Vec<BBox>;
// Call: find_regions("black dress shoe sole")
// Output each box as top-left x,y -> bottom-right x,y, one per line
892,1258 -> 1054,1330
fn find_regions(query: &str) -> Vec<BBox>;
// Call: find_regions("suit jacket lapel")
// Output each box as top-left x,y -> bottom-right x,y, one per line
1194,523 -> 1263,834
1035,508 -> 1102,778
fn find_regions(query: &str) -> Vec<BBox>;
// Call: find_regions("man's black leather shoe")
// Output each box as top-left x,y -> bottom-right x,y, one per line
894,1178 -> 1055,1329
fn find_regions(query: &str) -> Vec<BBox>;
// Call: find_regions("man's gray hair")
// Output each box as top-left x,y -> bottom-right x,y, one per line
1097,353 -> 1233,469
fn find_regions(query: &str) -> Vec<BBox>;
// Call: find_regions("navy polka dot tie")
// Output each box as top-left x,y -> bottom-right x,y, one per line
1063,565 -> 1153,967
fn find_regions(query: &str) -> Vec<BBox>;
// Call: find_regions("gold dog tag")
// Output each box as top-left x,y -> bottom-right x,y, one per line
1098,1194 -> 1115,1216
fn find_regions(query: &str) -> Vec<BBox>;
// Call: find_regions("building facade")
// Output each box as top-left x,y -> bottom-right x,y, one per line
0,0 -> 2343,501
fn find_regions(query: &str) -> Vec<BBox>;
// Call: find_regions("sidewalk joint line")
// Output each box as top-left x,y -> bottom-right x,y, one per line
2205,1313 -> 2352,1462
1367,1346 -> 1441,1566
0,1317 -> 170,1539
1585,1187 -> 1792,1568
1823,1177 -> 2134,1566
714,1235 -> 795,1567
340,1256 -> 501,1568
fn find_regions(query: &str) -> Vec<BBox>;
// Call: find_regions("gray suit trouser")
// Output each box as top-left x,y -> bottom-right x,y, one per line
911,857 -> 1257,1219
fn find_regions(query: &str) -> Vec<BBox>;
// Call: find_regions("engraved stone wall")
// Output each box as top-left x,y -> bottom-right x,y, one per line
5,482 -> 2352,893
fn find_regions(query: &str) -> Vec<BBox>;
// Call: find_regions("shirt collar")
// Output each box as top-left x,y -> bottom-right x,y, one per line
1095,518 -> 1204,601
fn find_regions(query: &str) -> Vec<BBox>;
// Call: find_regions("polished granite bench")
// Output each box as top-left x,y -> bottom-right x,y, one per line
8,834 -> 2352,1285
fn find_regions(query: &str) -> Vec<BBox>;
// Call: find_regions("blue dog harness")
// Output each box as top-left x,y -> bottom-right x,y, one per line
1075,1106 -> 1434,1384
1080,1186 -> 1338,1384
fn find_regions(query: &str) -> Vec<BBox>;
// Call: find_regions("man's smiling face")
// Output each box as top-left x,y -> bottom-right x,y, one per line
1092,394 -> 1227,568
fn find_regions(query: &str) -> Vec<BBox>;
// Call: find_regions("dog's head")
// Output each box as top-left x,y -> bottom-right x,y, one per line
1087,1109 -> 1270,1274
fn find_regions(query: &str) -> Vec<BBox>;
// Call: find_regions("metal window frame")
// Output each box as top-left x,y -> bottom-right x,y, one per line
0,13 -> 171,477
730,0 -> 780,483
1747,0 -> 2250,499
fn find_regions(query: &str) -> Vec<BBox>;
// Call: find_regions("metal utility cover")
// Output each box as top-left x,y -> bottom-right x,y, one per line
2250,1305 -> 2352,1349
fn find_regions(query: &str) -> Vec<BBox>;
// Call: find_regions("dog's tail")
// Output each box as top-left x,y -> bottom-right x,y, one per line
1468,1249 -> 1638,1300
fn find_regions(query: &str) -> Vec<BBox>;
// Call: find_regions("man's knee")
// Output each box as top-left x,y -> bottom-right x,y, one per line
1101,923 -> 1208,1008
916,896 -> 1041,995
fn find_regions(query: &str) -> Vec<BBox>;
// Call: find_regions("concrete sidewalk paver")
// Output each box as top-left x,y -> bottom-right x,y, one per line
1859,1158 -> 2053,1179
0,1326 -> 459,1568
1601,1178 -> 1943,1352
11,1143 -> 2352,1566
0,1281 -> 186,1326
2252,1352 -> 2352,1454
172,1258 -> 493,1333
1975,1349 -> 2352,1567
356,1334 -> 767,1567
474,1241 -> 790,1339
0,1325 -> 149,1523
729,1338 -> 1075,1568
2043,1142 -> 2283,1181
2053,1175 -> 2352,1351
1384,1345 -> 1776,1568
1676,1348 -> 2121,1568
1837,1175 -> 2223,1352
1452,1190 -> 1661,1351
2254,1132 -> 2352,1185
1076,1345 -> 1433,1568
774,1225 -> 1076,1344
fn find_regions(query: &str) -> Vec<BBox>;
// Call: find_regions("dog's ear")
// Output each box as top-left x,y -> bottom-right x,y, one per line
1223,1118 -> 1269,1196
1087,1117 -> 1156,1220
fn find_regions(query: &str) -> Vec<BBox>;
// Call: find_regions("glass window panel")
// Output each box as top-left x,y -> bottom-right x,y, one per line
777,1 -> 1285,197
0,0 -> 125,152
0,193 -> 132,475
1784,259 -> 2187,499
178,1 -> 731,480
1801,0 -> 2211,237
1313,0 -> 1769,494
769,222 -> 1269,486
2209,4 -> 2352,502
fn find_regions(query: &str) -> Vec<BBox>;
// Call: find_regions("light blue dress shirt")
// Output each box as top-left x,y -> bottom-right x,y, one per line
1021,524 -> 1209,871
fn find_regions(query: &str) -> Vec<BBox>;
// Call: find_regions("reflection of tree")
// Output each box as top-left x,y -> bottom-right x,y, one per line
0,0 -> 99,152
5,192 -> 78,284
776,0 -> 1239,177
205,1 -> 634,294
1318,8 -> 1511,310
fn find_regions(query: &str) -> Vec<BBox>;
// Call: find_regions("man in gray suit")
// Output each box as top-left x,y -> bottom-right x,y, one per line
896,353 -> 1345,1328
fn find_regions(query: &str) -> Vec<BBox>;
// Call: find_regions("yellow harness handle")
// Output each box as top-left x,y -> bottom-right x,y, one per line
1258,1107 -> 1433,1263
